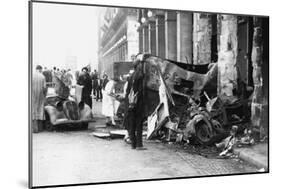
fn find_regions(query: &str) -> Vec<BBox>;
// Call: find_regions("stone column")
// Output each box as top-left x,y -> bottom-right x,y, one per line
193,13 -> 212,64
148,21 -> 156,55
137,9 -> 143,53
138,28 -> 143,53
142,25 -> 149,53
251,17 -> 269,139
127,19 -> 139,60
217,15 -> 238,96
165,11 -> 177,60
177,12 -> 193,63
156,15 -> 165,58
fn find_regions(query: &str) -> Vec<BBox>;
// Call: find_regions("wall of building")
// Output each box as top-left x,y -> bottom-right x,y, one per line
98,8 -> 139,78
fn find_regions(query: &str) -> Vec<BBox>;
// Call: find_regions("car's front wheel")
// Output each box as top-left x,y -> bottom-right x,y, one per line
44,115 -> 54,131
45,119 -> 54,131
80,123 -> 88,130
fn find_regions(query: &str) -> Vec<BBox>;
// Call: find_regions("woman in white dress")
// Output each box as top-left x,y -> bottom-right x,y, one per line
102,79 -> 117,125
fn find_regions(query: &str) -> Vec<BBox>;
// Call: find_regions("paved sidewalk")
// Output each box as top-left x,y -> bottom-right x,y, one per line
233,142 -> 268,170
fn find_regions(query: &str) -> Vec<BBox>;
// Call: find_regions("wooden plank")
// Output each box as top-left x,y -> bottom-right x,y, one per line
90,132 -> 110,138
94,124 -> 107,128
109,129 -> 127,137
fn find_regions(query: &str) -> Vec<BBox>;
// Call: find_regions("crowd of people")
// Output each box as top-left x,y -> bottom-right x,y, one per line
32,58 -> 147,150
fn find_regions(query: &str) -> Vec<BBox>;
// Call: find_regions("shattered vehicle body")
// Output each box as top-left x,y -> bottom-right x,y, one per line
44,73 -> 94,131
136,54 -> 251,145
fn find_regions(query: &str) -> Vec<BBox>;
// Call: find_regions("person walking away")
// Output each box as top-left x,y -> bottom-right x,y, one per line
32,65 -> 47,133
77,67 -> 93,108
91,69 -> 98,98
96,74 -> 103,101
127,60 -> 146,150
102,78 -> 118,126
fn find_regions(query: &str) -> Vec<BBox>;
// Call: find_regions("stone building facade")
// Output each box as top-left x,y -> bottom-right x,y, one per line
98,8 -> 139,78
137,9 -> 269,139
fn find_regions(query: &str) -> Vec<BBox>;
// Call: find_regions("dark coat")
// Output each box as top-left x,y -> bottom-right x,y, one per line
77,72 -> 92,107
122,75 -> 133,130
91,72 -> 98,88
96,79 -> 103,89
128,62 -> 146,124
102,78 -> 109,90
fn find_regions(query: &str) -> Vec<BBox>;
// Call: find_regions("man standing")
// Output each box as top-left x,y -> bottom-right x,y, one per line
96,74 -> 103,102
91,69 -> 98,98
42,67 -> 52,87
127,60 -> 146,150
122,71 -> 134,144
32,65 -> 47,133
77,67 -> 93,108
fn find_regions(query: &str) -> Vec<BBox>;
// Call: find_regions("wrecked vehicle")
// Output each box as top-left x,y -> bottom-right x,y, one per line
135,53 -> 251,145
44,73 -> 94,131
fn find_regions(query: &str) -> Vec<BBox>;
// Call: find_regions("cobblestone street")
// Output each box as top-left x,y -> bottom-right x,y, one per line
32,101 -> 258,187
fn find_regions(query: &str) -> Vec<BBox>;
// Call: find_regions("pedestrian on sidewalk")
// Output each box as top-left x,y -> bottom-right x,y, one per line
91,69 -> 98,98
102,77 -> 118,126
96,74 -> 103,102
32,65 -> 47,133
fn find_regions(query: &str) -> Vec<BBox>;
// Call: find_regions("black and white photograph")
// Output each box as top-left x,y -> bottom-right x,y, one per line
29,0 -> 269,188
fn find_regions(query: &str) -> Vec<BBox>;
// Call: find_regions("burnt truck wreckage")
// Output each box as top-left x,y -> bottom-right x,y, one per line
134,54 -> 252,146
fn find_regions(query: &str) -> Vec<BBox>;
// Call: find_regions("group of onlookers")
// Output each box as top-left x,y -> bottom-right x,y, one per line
32,65 -> 75,132
32,59 -> 147,150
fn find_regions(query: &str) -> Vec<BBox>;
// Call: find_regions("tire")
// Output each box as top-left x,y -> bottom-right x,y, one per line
195,120 -> 214,146
80,123 -> 89,130
44,112 -> 54,131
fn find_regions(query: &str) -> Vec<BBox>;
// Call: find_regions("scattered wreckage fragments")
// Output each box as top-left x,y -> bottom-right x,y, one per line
91,128 -> 147,139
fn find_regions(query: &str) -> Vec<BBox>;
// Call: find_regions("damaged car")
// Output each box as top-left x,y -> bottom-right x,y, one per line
44,72 -> 94,131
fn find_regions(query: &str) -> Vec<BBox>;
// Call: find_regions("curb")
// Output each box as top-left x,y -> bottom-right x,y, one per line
233,148 -> 268,170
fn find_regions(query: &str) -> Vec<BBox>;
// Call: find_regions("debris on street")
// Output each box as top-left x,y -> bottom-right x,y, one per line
216,125 -> 238,156
90,128 -> 147,140
237,129 -> 255,146
109,130 -> 128,138
132,54 -> 259,160
90,132 -> 111,138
